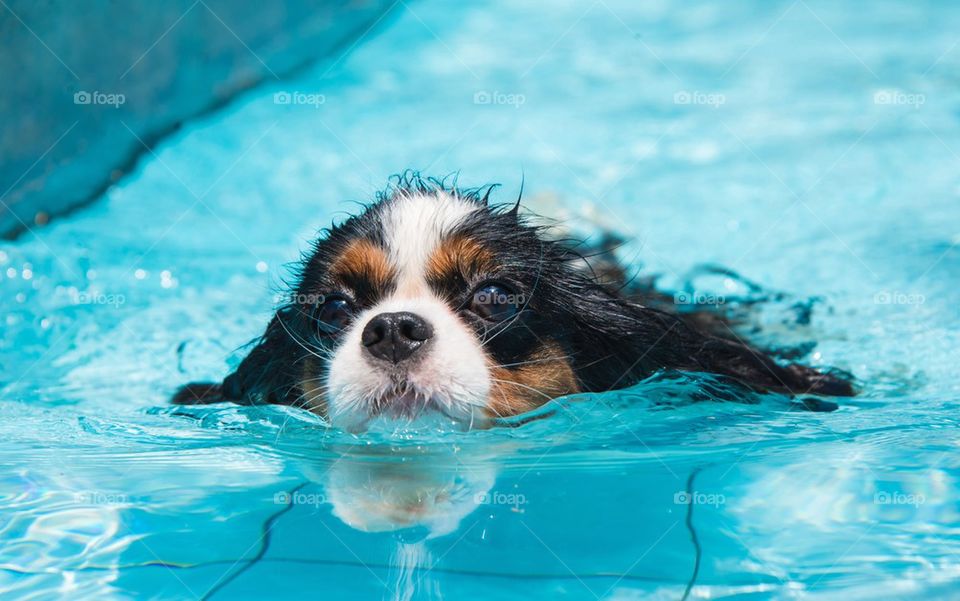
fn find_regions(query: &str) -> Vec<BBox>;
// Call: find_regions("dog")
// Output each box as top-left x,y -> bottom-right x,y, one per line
173,173 -> 854,431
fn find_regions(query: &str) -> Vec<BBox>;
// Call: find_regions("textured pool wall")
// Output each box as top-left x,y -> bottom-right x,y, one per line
0,0 -> 392,238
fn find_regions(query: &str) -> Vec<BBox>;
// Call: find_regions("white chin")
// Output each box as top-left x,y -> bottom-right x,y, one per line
331,391 -> 489,434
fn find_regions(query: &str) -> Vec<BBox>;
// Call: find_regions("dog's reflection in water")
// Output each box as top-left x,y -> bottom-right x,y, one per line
300,444 -> 503,600
305,445 -> 498,537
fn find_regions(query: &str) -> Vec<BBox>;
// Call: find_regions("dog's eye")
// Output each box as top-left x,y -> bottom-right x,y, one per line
470,283 -> 521,321
314,296 -> 354,334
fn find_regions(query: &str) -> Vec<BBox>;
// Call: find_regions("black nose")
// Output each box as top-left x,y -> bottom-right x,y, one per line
361,312 -> 434,364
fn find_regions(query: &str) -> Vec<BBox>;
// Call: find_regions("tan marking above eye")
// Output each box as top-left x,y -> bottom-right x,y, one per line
425,235 -> 497,283
328,239 -> 394,294
487,340 -> 579,418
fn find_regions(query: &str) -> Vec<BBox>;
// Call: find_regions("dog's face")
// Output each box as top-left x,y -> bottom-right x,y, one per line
293,189 -> 581,431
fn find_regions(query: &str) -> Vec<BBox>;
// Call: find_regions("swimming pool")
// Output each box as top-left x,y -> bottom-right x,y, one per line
3,0 -> 959,598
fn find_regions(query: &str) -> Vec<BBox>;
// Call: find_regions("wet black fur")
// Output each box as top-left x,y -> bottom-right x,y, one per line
172,172 -> 854,410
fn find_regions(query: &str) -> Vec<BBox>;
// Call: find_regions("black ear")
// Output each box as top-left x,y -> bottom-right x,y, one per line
685,332 -> 855,397
171,308 -> 307,407
567,286 -> 854,397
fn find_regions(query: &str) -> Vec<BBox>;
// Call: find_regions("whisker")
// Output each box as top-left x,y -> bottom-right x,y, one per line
274,368 -> 330,441
489,377 -> 554,402
491,355 -> 575,370
275,314 -> 326,362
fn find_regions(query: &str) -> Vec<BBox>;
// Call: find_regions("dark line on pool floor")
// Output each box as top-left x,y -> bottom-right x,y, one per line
680,467 -> 703,601
202,481 -> 308,600
3,559 -> 739,586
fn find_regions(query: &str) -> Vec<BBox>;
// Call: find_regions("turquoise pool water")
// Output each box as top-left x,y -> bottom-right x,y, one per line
3,0 -> 960,598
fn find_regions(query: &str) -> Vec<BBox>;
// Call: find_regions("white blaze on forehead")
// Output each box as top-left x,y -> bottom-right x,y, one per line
382,192 -> 480,295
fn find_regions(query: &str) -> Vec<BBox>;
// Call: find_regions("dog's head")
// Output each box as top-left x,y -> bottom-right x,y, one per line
312,192 -> 575,431
220,175 -> 650,431
292,180 -> 586,431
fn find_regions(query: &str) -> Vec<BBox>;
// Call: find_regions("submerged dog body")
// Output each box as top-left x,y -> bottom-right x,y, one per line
174,175 -> 853,430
